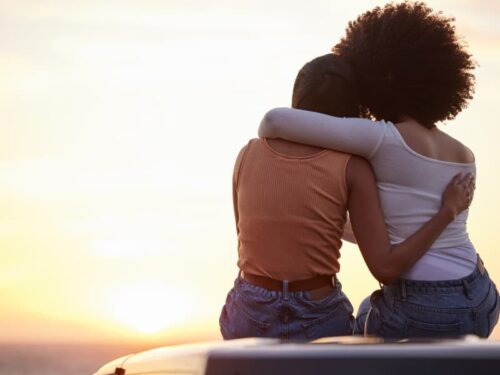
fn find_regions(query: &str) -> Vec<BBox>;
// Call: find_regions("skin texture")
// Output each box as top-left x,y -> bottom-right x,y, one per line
394,117 -> 474,164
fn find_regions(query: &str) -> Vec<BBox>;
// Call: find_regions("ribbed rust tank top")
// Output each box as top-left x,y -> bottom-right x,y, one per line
235,138 -> 351,281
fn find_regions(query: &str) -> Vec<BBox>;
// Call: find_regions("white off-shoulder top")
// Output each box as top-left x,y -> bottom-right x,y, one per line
259,108 -> 477,280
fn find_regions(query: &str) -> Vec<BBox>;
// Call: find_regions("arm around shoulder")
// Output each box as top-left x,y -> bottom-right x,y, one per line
258,107 -> 384,158
258,108 -> 287,138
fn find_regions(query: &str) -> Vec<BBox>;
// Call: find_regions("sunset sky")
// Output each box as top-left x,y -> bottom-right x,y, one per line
1,0 -> 499,345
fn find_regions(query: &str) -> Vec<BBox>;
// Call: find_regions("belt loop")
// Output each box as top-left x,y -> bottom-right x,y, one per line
400,280 -> 407,301
283,280 -> 289,301
462,279 -> 472,300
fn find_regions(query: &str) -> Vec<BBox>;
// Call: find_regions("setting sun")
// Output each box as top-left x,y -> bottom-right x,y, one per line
0,2 -> 499,371
108,283 -> 195,334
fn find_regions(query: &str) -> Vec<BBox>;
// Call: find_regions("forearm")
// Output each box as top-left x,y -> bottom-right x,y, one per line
346,156 -> 474,284
347,157 -> 466,285
379,173 -> 473,283
380,209 -> 455,283
259,107 -> 383,158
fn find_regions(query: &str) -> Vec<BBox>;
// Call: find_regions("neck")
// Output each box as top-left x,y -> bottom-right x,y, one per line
397,114 -> 417,123
397,115 -> 436,129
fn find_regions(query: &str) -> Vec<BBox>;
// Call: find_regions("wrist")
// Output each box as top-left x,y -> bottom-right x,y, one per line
437,206 -> 456,223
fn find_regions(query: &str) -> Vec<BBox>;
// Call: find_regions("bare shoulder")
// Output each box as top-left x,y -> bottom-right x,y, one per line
395,121 -> 475,163
439,131 -> 475,163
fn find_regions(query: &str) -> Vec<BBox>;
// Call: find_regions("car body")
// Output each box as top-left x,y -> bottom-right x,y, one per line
93,336 -> 500,375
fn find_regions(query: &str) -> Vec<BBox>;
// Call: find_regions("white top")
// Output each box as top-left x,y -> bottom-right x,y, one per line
259,108 -> 477,280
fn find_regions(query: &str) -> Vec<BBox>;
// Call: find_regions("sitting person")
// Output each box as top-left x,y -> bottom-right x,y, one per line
219,53 -> 473,341
258,2 -> 499,338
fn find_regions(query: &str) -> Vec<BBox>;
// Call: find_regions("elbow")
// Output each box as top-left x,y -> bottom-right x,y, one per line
372,268 -> 398,286
377,274 -> 398,286
258,108 -> 282,138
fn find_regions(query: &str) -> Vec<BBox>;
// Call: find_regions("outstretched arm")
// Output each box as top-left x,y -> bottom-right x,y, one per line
346,156 -> 474,284
259,107 -> 385,159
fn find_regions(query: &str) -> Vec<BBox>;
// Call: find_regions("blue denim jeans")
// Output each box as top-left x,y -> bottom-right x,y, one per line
219,275 -> 354,341
354,256 -> 500,338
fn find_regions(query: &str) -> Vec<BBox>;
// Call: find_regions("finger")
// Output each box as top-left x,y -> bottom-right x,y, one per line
467,196 -> 473,207
464,173 -> 474,185
452,172 -> 465,186
456,173 -> 474,191
458,173 -> 473,186
466,187 -> 474,205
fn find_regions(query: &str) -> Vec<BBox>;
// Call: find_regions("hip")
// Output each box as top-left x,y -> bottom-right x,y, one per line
370,256 -> 500,338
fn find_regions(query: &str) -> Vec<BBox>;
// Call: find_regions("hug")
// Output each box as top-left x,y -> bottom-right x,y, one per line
220,2 -> 500,340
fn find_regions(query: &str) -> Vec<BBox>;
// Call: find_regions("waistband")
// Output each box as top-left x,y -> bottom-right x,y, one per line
238,270 -> 336,292
385,255 -> 487,298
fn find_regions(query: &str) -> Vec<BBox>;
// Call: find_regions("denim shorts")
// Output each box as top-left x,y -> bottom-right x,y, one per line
219,275 -> 354,341
354,256 -> 500,339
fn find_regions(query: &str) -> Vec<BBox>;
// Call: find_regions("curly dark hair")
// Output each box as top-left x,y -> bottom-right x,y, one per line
333,1 -> 475,128
292,54 -> 362,118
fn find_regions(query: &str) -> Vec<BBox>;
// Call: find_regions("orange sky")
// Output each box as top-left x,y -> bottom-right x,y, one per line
0,0 -> 499,345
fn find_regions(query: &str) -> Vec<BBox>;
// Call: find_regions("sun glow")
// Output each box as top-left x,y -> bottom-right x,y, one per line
109,283 -> 195,334
0,0 -> 499,345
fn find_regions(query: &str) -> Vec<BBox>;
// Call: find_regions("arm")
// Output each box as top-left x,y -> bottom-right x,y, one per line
346,156 -> 474,284
342,213 -> 357,244
258,107 -> 385,159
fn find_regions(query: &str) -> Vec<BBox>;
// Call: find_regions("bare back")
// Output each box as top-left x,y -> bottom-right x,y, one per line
395,119 -> 474,164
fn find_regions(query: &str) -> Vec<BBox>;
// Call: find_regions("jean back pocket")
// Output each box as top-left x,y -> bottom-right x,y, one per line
302,301 -> 354,340
405,318 -> 462,339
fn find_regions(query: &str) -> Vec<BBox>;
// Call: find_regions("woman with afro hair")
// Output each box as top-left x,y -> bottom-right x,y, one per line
258,2 -> 500,338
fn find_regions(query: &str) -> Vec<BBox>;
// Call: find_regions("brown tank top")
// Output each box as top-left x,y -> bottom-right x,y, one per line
234,138 -> 351,281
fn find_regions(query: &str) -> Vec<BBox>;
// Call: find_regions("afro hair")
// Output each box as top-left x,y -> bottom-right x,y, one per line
333,1 -> 476,128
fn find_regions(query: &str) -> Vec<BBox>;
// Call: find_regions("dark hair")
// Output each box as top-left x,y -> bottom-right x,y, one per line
292,54 -> 362,118
333,1 -> 475,128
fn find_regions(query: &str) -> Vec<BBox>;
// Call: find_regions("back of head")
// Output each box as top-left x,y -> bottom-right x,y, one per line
292,54 -> 362,118
333,1 -> 475,128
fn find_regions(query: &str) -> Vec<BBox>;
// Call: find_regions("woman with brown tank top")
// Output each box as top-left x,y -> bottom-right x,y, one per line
219,53 -> 474,341
258,3 -> 499,340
